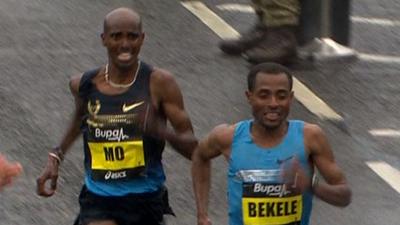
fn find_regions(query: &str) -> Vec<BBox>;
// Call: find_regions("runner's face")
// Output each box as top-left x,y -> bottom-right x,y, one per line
102,16 -> 144,69
246,72 -> 293,130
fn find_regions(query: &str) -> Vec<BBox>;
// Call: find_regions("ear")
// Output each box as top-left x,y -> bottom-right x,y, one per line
101,33 -> 106,46
139,32 -> 145,44
289,91 -> 294,103
245,90 -> 252,103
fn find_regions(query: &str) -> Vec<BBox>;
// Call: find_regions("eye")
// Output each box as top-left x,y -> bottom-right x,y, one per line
277,92 -> 289,100
128,32 -> 141,40
110,32 -> 122,40
257,91 -> 269,99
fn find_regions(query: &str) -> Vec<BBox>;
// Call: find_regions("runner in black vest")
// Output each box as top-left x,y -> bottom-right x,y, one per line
36,7 -> 197,225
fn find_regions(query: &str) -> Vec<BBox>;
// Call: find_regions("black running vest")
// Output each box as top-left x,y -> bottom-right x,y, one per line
78,62 -> 165,184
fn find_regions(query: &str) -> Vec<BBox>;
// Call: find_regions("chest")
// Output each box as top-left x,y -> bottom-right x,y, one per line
230,138 -> 305,172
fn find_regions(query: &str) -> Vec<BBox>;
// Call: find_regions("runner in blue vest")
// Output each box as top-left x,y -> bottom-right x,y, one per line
192,62 -> 351,225
36,7 -> 197,225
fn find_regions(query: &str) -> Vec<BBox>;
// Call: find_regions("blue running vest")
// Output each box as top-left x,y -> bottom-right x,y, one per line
228,120 -> 313,225
79,61 -> 166,196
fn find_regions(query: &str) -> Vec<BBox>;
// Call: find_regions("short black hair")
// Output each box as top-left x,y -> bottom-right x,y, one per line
247,62 -> 293,91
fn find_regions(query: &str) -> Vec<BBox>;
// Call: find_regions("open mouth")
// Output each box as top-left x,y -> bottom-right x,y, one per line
264,112 -> 280,121
117,52 -> 133,62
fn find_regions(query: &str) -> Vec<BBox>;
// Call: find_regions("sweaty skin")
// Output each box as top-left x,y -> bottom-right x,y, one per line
192,65 -> 351,225
36,7 -> 197,199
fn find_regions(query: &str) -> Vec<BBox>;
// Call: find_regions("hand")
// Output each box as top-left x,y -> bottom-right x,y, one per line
197,216 -> 212,225
36,155 -> 59,197
281,157 -> 311,194
0,154 -> 23,190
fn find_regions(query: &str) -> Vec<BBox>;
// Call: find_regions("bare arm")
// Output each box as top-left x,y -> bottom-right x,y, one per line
58,75 -> 85,155
192,124 -> 234,225
305,123 -> 352,207
150,69 -> 197,160
36,74 -> 84,197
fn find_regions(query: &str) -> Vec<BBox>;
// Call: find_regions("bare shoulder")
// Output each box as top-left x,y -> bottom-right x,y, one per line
209,123 -> 236,146
303,122 -> 329,154
149,68 -> 182,107
150,67 -> 176,86
304,122 -> 324,138
206,123 -> 236,156
69,73 -> 84,95
198,123 -> 236,159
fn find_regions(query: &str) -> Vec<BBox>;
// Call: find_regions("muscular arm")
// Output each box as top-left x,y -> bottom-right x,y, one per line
192,124 -> 234,225
305,123 -> 352,207
150,69 -> 197,160
36,74 -> 84,197
57,75 -> 85,155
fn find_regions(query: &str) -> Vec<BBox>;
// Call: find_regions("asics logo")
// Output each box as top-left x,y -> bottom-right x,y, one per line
104,171 -> 127,180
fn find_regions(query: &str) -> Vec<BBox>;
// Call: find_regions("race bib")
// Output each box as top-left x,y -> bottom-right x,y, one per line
242,183 -> 302,225
88,140 -> 146,181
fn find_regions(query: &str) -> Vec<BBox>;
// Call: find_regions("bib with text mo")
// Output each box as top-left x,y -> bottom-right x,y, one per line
88,141 -> 146,181
242,183 -> 302,225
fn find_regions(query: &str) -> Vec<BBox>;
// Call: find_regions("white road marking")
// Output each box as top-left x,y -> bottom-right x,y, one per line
358,53 -> 400,64
369,129 -> 400,137
194,0 -> 400,197
181,1 -> 239,39
181,1 -> 343,121
293,78 -> 342,120
216,3 -> 400,64
366,161 -> 400,194
216,3 -> 254,13
351,16 -> 400,27
216,3 -> 400,28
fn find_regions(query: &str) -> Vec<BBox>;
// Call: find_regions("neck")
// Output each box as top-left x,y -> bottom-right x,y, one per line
107,61 -> 139,83
252,121 -> 288,140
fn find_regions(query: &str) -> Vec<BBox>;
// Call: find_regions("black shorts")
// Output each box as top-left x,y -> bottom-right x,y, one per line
74,185 -> 175,225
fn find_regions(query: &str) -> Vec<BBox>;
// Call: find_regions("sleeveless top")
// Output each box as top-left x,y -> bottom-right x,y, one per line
228,120 -> 313,225
78,61 -> 166,196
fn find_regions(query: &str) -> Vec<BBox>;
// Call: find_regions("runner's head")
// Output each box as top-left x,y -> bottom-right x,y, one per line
246,63 -> 294,130
102,7 -> 145,70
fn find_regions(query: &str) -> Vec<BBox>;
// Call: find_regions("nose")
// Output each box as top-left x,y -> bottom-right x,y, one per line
268,96 -> 279,108
121,37 -> 129,48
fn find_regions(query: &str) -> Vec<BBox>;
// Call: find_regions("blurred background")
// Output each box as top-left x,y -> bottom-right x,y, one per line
0,0 -> 399,224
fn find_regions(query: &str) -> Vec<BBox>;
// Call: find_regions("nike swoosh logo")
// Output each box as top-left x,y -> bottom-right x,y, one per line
277,156 -> 294,165
122,101 -> 145,112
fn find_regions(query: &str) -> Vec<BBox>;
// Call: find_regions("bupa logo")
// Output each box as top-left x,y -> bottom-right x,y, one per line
95,128 -> 129,142
253,183 -> 291,197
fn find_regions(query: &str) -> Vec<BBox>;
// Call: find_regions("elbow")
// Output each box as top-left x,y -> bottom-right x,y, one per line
191,148 -> 210,166
337,187 -> 352,207
185,134 -> 199,160
191,147 -> 201,162
189,139 -> 199,158
174,134 -> 198,160
343,188 -> 352,207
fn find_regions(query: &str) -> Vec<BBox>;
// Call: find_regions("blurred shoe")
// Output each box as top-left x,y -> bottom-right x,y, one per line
219,24 -> 268,55
243,26 -> 297,64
